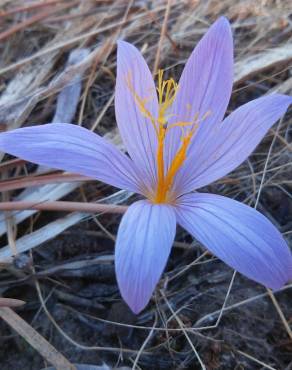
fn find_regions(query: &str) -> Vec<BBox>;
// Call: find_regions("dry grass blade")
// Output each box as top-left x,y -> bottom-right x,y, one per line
253,116 -> 292,341
234,45 -> 292,83
194,283 -> 292,328
0,298 -> 25,308
0,2 -> 78,42
131,314 -> 157,369
0,0 -> 71,17
0,6 -> 167,76
161,290 -> 206,370
235,350 -> 277,370
267,289 -> 292,340
0,307 -> 76,370
0,190 -> 131,262
152,0 -> 172,76
0,182 -> 80,237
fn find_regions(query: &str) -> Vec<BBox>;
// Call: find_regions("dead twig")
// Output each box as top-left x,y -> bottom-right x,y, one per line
0,307 -> 76,370
0,200 -> 127,214
0,173 -> 90,192
152,0 -> 172,76
0,298 -> 25,307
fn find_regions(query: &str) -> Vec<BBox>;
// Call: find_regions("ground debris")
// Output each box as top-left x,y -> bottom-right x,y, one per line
0,1 -> 291,369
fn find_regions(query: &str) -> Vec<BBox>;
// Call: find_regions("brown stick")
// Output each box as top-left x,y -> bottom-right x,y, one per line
152,0 -> 172,76
0,307 -> 76,370
0,201 -> 128,214
0,173 -> 90,192
0,159 -> 26,172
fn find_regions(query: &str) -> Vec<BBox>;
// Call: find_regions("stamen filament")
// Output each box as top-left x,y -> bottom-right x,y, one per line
126,74 -> 159,136
126,68 -> 211,204
156,126 -> 166,202
154,127 -> 196,203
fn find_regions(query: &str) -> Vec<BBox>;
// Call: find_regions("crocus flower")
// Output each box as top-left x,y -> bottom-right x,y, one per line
0,17 -> 291,314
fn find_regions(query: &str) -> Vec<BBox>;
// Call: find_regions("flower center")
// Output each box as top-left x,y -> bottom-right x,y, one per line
127,70 -> 209,204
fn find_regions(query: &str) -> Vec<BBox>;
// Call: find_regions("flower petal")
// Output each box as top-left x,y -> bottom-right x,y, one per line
165,17 -> 233,167
0,123 -> 141,192
115,200 -> 176,313
174,94 -> 292,194
176,193 -> 292,289
115,41 -> 159,191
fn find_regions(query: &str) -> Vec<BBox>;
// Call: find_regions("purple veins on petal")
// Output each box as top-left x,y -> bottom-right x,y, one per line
115,200 -> 176,314
175,193 -> 292,290
115,40 -> 159,191
165,16 -> 233,168
0,123 -> 141,193
173,94 -> 292,195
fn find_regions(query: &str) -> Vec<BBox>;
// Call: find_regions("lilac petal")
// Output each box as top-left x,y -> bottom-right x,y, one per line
174,94 -> 292,194
115,41 -> 159,191
0,123 -> 141,193
176,193 -> 292,289
165,17 -> 233,167
115,200 -> 176,313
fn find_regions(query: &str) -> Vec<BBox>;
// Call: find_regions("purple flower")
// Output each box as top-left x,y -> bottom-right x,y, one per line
0,17 -> 291,314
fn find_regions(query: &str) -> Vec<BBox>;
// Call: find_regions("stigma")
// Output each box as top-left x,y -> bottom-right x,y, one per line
127,69 -> 210,204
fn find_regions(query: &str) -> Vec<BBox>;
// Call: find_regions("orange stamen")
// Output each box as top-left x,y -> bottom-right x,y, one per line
126,69 -> 210,204
154,124 -> 198,203
156,125 -> 167,202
